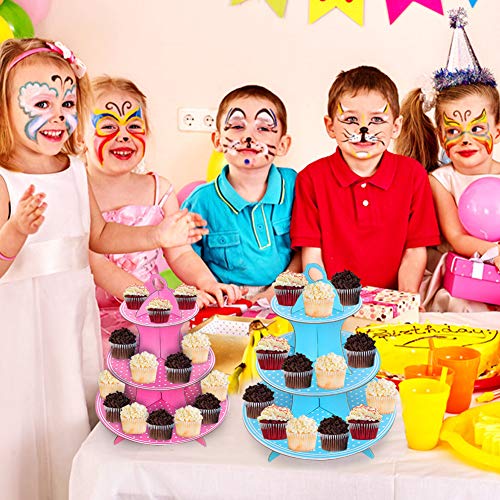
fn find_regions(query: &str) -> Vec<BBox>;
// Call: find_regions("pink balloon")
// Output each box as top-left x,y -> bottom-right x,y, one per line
177,180 -> 205,206
458,177 -> 500,242
15,0 -> 51,25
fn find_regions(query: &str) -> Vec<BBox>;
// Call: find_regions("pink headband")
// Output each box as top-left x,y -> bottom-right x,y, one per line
7,41 -> 86,79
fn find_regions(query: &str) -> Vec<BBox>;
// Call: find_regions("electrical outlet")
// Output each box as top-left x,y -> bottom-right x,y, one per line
178,107 -> 217,132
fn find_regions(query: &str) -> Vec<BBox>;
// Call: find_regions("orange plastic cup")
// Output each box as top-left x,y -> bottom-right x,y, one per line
404,364 -> 455,387
435,346 -> 480,414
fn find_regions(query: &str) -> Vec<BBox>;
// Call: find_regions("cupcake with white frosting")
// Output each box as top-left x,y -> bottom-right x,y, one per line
303,282 -> 335,317
255,336 -> 290,370
123,285 -> 149,310
273,271 -> 308,306
315,353 -> 347,390
201,370 -> 229,401
129,351 -> 159,384
174,284 -> 198,310
98,369 -> 125,399
120,402 -> 148,434
347,404 -> 382,440
365,378 -> 398,414
181,332 -> 211,364
257,405 -> 293,440
146,298 -> 172,323
174,405 -> 203,437
286,415 -> 318,452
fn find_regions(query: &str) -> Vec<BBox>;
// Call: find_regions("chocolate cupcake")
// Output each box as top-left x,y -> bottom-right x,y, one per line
318,415 -> 349,451
282,353 -> 313,389
330,270 -> 362,306
109,327 -> 137,359
243,383 -> 275,419
146,298 -> 172,323
273,271 -> 308,306
343,333 -> 376,368
174,284 -> 198,310
103,391 -> 130,423
193,393 -> 221,424
123,285 -> 149,310
147,409 -> 174,440
165,352 -> 192,383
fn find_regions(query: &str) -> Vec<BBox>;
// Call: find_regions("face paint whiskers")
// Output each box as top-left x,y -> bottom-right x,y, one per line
221,136 -> 276,165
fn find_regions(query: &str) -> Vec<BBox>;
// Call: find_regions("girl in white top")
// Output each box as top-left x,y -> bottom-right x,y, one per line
0,38 -> 206,500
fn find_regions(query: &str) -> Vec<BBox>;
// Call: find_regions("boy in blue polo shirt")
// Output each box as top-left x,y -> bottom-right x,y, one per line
182,84 -> 299,300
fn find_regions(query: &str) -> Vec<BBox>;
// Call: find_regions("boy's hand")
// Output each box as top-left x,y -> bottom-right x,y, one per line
11,185 -> 47,236
251,285 -> 275,304
197,279 -> 244,306
157,208 -> 208,248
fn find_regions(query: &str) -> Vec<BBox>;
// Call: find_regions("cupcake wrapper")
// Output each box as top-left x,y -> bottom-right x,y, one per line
121,418 -> 147,435
166,366 -> 192,384
336,286 -> 362,306
284,370 -> 313,389
98,382 -> 125,399
244,400 -> 274,419
110,341 -> 137,360
147,423 -> 174,441
175,296 -> 197,310
148,310 -> 171,323
366,394 -> 397,414
199,407 -> 221,425
175,420 -> 202,438
275,286 -> 304,307
182,345 -> 209,364
124,296 -> 147,310
130,366 -> 158,384
103,406 -> 122,423
286,431 -> 317,452
303,298 -> 334,318
344,349 -> 376,368
349,421 -> 380,440
315,368 -> 346,390
319,432 -> 349,451
259,421 -> 287,440
256,351 -> 288,370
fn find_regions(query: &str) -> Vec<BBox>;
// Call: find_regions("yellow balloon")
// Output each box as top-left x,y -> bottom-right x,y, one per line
0,15 -> 13,43
206,150 -> 226,182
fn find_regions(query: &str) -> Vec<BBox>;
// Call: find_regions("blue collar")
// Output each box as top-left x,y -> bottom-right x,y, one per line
214,164 -> 285,214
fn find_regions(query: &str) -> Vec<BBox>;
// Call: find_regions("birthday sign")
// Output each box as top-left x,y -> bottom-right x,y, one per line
230,0 -> 480,25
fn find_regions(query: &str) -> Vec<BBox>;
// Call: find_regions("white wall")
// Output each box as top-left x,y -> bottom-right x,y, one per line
38,0 -> 500,190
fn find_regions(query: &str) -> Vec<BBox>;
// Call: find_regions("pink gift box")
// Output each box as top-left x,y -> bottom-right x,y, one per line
353,286 -> 420,323
443,252 -> 500,305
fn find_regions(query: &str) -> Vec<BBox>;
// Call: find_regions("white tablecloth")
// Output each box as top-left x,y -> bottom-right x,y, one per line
70,313 -> 500,500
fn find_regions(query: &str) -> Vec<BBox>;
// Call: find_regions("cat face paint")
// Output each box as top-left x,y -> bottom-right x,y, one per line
442,108 -> 493,156
219,99 -> 283,168
91,102 -> 146,164
17,74 -> 77,143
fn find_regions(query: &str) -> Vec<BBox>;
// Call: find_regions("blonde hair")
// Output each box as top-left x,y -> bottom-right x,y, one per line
396,84 -> 500,172
0,38 -> 91,169
91,76 -> 150,132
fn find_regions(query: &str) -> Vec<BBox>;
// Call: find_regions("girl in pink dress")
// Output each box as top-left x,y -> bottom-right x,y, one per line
86,76 -> 242,356
0,39 -> 207,500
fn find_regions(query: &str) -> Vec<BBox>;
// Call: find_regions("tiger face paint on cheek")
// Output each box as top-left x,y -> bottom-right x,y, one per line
91,103 -> 146,164
442,109 -> 493,155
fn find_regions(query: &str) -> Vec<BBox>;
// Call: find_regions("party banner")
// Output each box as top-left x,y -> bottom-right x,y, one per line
469,0 -> 478,6
385,0 -> 443,24
309,0 -> 364,25
231,0 -> 287,17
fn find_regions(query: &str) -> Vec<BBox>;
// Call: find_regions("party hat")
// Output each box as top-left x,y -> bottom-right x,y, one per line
433,8 -> 496,91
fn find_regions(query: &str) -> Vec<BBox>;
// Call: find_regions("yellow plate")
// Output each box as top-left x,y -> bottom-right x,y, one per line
440,401 -> 500,470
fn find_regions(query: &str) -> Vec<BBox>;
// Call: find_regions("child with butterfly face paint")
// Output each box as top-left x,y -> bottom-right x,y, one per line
182,85 -> 301,302
86,77 -> 243,355
291,66 -> 440,292
0,39 -> 207,500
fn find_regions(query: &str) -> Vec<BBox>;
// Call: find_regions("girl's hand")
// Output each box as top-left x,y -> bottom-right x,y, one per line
493,255 -> 500,272
157,208 -> 208,248
198,281 -> 245,306
11,185 -> 47,236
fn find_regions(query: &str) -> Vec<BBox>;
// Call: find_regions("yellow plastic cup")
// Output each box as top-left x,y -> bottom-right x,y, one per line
435,346 -> 480,414
404,364 -> 455,387
399,378 -> 450,450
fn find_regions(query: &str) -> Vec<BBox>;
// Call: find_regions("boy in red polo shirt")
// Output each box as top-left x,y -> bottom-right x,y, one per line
291,66 -> 440,291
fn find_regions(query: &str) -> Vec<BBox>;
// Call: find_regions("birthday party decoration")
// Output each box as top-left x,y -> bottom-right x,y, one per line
0,15 -> 13,42
458,178 -> 500,242
385,1 -> 443,24
309,0 -> 364,25
231,0 -> 287,17
0,0 -> 34,38
468,0 -> 479,7
14,0 -> 51,25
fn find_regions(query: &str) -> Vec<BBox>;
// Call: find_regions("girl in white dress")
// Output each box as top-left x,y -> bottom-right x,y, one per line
0,38 -> 206,500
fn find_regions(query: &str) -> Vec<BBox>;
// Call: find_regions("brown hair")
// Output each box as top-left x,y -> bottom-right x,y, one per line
91,75 -> 150,132
396,83 -> 500,172
327,66 -> 400,119
216,84 -> 287,134
0,38 -> 91,169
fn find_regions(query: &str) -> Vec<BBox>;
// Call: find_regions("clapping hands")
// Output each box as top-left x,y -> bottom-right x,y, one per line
157,208 -> 208,248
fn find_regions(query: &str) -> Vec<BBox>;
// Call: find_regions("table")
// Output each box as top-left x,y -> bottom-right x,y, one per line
70,313 -> 500,500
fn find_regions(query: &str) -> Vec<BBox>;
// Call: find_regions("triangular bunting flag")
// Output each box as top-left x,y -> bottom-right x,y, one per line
385,0 -> 443,24
231,0 -> 287,17
309,0 -> 365,26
